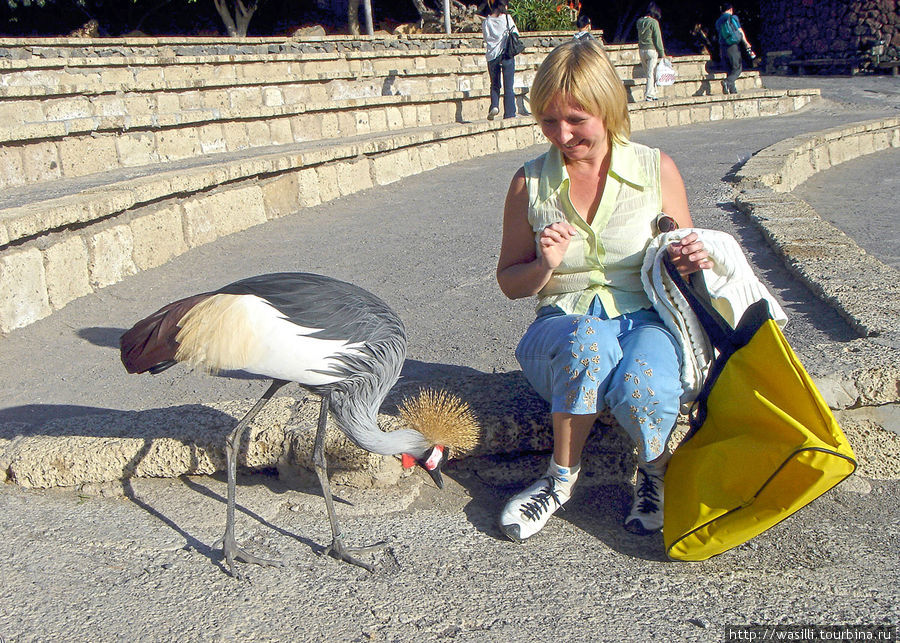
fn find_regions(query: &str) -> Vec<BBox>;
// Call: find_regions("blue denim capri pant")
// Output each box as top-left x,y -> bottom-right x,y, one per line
515,296 -> 683,463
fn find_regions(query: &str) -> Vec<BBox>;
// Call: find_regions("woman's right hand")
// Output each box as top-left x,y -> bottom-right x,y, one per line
538,222 -> 578,270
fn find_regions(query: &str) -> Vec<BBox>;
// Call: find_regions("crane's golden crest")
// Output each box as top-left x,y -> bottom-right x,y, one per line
398,389 -> 481,454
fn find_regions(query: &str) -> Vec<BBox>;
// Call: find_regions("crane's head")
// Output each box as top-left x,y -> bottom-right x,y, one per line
398,389 -> 481,490
401,447 -> 449,489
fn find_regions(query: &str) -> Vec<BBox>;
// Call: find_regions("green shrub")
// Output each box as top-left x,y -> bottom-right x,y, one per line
508,0 -> 579,32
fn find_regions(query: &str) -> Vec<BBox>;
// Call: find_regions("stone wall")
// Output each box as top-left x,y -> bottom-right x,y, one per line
759,0 -> 898,60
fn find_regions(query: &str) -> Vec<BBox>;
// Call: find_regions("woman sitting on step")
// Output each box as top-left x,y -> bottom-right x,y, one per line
495,38 -> 711,543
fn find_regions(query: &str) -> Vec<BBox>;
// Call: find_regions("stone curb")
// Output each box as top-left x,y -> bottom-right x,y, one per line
733,116 -> 900,408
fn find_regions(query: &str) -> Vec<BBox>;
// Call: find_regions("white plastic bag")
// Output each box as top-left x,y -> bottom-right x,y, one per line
655,59 -> 677,86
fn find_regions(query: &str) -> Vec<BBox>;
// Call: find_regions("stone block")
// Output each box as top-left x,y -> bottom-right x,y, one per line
197,123 -> 227,155
690,103 -> 710,123
734,99 -> 759,119
857,132 -> 876,156
416,104 -> 431,127
417,143 -> 443,172
515,124 -> 537,148
446,136 -> 469,163
315,164 -> 340,203
222,121 -> 250,151
0,101 -> 43,127
0,145 -> 26,189
117,132 -> 158,167
367,109 -> 388,134
337,110 -> 357,137
0,248 -> 51,333
336,158 -> 373,196
42,236 -> 91,310
261,174 -> 299,219
353,111 -> 371,135
384,106 -> 404,130
467,132 -> 498,158
709,103 -> 725,121
269,118 -> 295,146
58,135 -> 119,179
182,185 -> 267,248
122,95 -> 152,117
199,88 -> 230,112
320,112 -> 340,139
154,93 -> 181,114
263,87 -> 285,107
496,128 -> 518,153
430,102 -> 455,125
130,205 -> 188,271
43,96 -> 93,121
372,150 -> 405,186
88,224 -> 137,289
400,105 -> 418,127
643,108 -> 668,130
156,128 -> 200,162
21,141 -> 62,184
230,87 -> 263,112
296,167 -> 322,208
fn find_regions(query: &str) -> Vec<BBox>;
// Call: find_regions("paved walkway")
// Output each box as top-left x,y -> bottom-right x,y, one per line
0,75 -> 898,640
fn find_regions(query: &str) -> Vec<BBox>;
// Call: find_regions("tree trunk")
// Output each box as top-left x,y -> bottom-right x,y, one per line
211,0 -> 257,37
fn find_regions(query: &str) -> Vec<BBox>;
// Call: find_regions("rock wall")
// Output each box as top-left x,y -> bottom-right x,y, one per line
759,0 -> 898,59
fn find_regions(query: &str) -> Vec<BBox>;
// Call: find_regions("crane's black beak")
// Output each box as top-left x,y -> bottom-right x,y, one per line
410,445 -> 450,489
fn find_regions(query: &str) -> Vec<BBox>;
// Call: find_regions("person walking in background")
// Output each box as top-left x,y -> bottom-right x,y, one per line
716,3 -> 752,94
573,13 -> 597,42
482,0 -> 520,120
636,2 -> 667,102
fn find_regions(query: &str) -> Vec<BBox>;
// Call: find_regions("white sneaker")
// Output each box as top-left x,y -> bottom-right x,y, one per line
499,476 -> 569,542
488,106 -> 499,120
624,467 -> 664,534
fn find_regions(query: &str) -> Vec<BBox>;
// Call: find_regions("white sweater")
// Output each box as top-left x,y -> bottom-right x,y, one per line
641,228 -> 788,408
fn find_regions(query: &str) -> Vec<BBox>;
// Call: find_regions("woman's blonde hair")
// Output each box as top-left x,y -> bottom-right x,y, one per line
529,39 -> 631,144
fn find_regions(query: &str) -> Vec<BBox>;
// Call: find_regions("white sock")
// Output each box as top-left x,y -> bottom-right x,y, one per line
546,457 -> 580,502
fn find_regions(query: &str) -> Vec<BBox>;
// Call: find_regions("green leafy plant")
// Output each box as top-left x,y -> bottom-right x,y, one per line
508,0 -> 579,32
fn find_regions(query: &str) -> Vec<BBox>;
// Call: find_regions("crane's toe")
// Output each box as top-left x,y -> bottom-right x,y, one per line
218,531 -> 283,579
321,536 -> 390,572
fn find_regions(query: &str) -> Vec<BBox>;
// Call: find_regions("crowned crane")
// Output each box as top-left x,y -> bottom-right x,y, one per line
120,272 -> 479,576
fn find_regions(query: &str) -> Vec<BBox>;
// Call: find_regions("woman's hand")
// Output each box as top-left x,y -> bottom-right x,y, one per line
667,231 -> 712,274
539,222 -> 578,270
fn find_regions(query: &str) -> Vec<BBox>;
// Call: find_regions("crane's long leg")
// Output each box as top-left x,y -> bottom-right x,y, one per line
217,378 -> 288,578
313,392 -> 389,572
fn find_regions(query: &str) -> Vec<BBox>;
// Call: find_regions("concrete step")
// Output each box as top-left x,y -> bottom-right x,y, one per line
0,87 -> 820,334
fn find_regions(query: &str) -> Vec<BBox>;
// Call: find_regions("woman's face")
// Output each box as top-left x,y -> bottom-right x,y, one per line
538,95 -> 608,162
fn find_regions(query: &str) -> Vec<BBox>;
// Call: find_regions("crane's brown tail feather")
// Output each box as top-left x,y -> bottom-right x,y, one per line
120,294 -> 213,374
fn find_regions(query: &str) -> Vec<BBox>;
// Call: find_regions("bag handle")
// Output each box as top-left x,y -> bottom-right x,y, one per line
662,253 -> 737,354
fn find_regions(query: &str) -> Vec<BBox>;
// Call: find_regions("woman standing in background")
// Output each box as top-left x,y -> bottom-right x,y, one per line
636,2 -> 667,101
482,0 -> 520,120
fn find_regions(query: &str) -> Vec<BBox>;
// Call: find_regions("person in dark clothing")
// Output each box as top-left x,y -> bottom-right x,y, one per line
715,3 -> 752,94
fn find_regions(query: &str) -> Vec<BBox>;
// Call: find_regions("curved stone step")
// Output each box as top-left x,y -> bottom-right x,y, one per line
0,87 -> 820,334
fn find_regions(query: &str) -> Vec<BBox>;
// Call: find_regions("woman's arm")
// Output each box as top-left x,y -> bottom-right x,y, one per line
660,151 -> 712,273
496,168 -> 576,299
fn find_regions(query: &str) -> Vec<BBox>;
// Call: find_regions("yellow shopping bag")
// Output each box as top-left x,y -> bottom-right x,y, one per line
661,258 -> 856,561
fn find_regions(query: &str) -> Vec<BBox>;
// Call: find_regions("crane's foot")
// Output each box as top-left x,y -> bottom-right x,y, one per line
215,531 -> 283,579
321,535 -> 390,572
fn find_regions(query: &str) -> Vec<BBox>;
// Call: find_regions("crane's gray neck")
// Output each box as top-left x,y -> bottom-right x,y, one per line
329,390 -> 431,458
